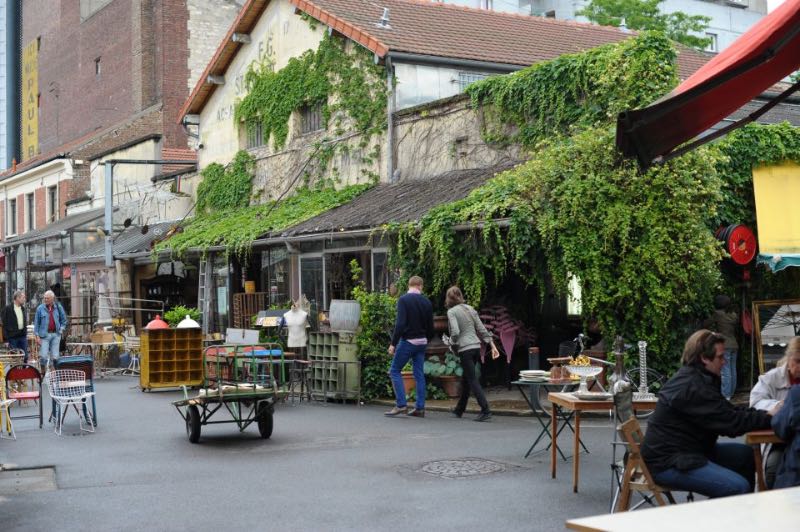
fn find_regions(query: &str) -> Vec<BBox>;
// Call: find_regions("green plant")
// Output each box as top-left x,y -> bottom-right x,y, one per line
424,351 -> 463,378
163,305 -> 201,327
349,259 -> 397,401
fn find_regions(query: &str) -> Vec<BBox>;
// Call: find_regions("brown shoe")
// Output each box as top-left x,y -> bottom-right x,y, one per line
384,406 -> 408,417
407,408 -> 425,418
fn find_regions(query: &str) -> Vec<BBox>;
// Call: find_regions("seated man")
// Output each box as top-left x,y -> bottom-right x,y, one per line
750,337 -> 800,488
641,330 -> 778,498
773,384 -> 800,489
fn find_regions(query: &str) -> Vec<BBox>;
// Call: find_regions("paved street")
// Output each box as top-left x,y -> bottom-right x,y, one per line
3,377 -> 631,531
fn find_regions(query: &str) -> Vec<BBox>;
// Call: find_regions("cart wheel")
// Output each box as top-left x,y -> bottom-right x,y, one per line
257,403 -> 273,439
186,405 -> 201,443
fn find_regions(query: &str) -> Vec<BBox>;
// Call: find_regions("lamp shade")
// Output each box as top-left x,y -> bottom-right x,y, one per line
177,314 -> 200,329
145,314 -> 170,330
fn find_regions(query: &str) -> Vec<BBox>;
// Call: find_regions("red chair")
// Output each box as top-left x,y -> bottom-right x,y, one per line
5,364 -> 43,428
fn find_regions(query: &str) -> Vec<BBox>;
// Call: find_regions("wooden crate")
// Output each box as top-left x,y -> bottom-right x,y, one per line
232,292 -> 268,329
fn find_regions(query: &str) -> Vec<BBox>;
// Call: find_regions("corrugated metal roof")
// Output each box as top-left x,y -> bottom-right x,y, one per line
65,221 -> 176,263
281,163 -> 518,237
3,208 -> 107,247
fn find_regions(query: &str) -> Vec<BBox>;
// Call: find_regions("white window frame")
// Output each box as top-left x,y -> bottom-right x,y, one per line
705,32 -> 719,53
47,185 -> 58,224
7,198 -> 17,236
25,193 -> 35,232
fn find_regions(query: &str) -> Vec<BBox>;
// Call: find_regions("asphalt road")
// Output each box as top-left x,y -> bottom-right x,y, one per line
2,377 -> 633,531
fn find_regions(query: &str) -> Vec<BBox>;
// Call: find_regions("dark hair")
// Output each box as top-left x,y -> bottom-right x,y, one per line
713,295 -> 731,310
445,286 -> 465,309
682,329 -> 725,367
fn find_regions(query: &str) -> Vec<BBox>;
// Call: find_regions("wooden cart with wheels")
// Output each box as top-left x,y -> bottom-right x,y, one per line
171,346 -> 284,443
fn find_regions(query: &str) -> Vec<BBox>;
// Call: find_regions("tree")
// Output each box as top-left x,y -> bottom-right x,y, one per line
578,0 -> 712,50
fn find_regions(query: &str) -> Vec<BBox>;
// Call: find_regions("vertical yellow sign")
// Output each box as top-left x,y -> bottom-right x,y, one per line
21,40 -> 39,161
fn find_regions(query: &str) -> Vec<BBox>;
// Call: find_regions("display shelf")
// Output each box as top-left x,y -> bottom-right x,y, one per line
308,332 -> 359,400
140,328 -> 203,390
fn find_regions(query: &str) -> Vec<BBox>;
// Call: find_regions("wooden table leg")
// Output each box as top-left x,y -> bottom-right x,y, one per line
551,403 -> 557,479
753,444 -> 766,492
573,410 -> 581,493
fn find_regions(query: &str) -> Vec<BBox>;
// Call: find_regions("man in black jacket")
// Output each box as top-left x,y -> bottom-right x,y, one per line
2,290 -> 29,362
642,329 -> 780,498
385,276 -> 434,418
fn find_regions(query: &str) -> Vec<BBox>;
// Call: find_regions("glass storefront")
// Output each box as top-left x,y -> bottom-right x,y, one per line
260,248 -> 291,307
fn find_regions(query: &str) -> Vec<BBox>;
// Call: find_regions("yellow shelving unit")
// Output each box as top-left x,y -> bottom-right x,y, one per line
140,328 -> 203,391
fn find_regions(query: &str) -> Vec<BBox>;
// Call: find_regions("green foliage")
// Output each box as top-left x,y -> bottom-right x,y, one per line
157,183 -> 371,257
349,260 -> 398,401
195,151 -> 255,215
466,32 -> 678,148
392,127 -> 725,374
424,351 -> 464,377
163,305 -> 201,327
234,31 -> 387,180
578,0 -> 712,50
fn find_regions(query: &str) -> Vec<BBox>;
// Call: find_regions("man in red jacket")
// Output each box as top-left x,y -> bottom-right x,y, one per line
385,276 -> 434,418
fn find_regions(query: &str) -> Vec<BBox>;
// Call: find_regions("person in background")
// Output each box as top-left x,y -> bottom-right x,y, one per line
708,294 -> 739,400
34,290 -> 68,372
772,384 -> 800,489
385,276 -> 434,418
641,330 -> 778,498
445,286 -> 500,422
750,337 -> 800,488
2,290 -> 29,362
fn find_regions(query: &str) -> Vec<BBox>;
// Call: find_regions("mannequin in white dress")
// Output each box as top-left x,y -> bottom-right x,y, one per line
283,299 -> 309,350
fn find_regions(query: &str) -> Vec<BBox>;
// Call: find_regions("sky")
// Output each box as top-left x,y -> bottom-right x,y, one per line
767,0 -> 784,12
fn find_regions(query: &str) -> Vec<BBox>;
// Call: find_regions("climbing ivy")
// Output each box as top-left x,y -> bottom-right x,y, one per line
194,150 -> 255,215
466,31 -> 678,147
157,183 -> 372,258
234,31 -> 387,181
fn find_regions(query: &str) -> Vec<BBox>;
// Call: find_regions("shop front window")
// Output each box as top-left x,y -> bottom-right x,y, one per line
300,256 -> 324,323
261,248 -> 291,307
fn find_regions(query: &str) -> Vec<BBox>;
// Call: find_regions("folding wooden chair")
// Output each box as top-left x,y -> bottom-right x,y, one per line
616,417 -> 677,512
0,361 -> 16,439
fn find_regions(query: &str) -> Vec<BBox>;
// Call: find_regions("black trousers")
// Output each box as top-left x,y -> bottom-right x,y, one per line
454,348 -> 490,415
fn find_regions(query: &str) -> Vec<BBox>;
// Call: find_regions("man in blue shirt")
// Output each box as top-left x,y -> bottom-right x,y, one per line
385,276 -> 434,418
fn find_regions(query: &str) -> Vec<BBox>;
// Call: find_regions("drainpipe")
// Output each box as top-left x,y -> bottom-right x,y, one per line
386,57 -> 395,183
6,0 -> 21,167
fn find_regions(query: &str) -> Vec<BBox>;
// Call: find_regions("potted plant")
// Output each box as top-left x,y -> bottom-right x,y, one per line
401,362 -> 416,395
164,305 -> 201,328
424,351 -> 463,398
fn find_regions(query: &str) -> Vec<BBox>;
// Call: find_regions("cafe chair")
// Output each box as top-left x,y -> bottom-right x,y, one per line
45,369 -> 96,436
0,361 -> 16,439
5,364 -> 44,428
615,417 -> 677,512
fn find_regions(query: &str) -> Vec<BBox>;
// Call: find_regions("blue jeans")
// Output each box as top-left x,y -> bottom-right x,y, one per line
39,333 -> 62,369
8,335 -> 29,363
653,443 -> 755,498
720,349 -> 737,399
389,340 -> 426,409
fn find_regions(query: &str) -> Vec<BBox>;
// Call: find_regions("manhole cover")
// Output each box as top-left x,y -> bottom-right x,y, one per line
418,459 -> 506,479
0,467 -> 57,495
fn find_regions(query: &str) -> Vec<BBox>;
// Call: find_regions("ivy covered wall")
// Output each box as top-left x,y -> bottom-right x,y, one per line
389,32 -> 800,373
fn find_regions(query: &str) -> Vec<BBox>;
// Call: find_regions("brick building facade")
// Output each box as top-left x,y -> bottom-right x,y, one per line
0,0 -> 244,312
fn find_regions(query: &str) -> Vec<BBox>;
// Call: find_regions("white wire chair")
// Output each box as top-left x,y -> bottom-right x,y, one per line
45,369 -> 96,436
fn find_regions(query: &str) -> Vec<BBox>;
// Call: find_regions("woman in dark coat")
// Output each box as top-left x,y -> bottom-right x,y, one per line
773,385 -> 800,489
641,329 -> 778,498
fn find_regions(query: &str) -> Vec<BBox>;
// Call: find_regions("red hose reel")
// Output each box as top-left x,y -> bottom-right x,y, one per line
715,224 -> 757,266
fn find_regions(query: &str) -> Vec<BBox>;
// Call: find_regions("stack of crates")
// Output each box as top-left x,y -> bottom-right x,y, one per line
140,328 -> 203,390
308,332 -> 359,400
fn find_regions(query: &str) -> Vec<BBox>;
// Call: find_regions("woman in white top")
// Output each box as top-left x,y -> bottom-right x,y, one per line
749,337 -> 800,488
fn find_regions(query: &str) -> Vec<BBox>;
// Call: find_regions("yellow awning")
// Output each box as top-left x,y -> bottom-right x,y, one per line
753,161 -> 800,271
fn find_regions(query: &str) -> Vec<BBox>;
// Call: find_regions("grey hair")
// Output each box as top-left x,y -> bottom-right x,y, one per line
43,290 -> 56,299
12,289 -> 24,301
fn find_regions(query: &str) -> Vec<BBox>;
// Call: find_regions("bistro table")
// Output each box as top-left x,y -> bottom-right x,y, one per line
745,429 -> 783,492
550,392 -> 658,493
566,485 -> 800,531
512,379 -> 582,459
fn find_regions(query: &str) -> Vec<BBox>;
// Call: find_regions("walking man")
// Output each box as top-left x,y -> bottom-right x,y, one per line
34,290 -> 68,371
386,276 -> 434,418
2,290 -> 29,362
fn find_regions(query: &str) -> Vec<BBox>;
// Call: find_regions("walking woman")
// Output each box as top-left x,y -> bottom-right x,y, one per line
445,286 -> 500,422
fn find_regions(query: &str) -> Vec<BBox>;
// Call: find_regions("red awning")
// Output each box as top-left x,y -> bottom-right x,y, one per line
616,0 -> 800,169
